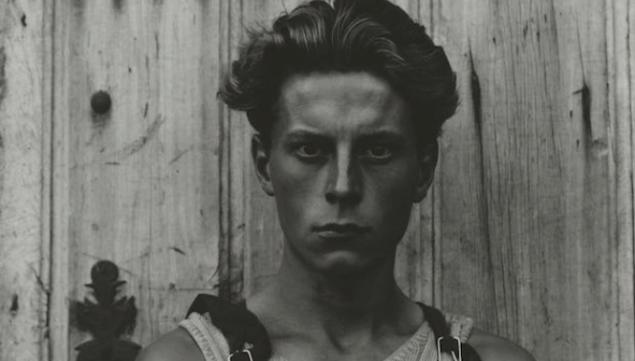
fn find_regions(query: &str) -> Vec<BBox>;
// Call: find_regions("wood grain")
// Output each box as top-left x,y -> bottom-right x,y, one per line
431,1 -> 634,360
50,1 -> 227,358
0,0 -> 50,360
608,0 -> 635,360
427,0 -> 498,331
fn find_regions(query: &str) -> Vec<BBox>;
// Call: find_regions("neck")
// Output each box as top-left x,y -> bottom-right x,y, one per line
266,243 -> 413,337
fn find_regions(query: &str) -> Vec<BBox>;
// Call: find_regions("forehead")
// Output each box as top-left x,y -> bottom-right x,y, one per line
278,72 -> 412,135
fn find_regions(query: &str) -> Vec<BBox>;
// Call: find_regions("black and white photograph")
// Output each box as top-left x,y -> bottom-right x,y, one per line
0,0 -> 633,360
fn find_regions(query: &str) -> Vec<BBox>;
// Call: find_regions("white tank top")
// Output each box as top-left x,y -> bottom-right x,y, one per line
179,309 -> 474,361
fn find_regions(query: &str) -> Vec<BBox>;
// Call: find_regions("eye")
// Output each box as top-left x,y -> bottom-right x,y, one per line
295,143 -> 324,159
362,145 -> 393,160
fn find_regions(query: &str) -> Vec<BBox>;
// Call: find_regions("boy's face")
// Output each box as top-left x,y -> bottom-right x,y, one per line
252,72 -> 435,275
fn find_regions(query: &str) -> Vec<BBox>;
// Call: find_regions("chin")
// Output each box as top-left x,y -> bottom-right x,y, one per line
314,252 -> 378,277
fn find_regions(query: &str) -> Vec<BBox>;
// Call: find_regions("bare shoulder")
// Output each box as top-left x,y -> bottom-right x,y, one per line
135,327 -> 203,361
467,327 -> 536,361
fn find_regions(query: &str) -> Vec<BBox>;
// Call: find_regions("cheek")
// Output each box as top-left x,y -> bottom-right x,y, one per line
268,155 -> 322,231
270,155 -> 320,199
367,161 -> 419,204
363,163 -> 419,233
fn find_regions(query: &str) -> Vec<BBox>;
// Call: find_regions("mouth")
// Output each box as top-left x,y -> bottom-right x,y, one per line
313,223 -> 370,240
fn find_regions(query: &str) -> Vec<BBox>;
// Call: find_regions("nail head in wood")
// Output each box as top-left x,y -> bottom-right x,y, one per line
90,90 -> 112,115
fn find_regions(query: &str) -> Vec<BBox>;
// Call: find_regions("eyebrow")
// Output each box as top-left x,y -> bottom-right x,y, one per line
283,129 -> 408,143
356,130 -> 407,143
283,130 -> 331,143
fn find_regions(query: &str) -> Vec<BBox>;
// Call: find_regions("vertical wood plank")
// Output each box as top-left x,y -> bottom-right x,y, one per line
218,0 -> 252,302
429,0 -> 498,331
0,0 -> 50,360
431,0 -> 634,360
608,0 -> 635,359
49,0 -> 72,357
51,0 -> 226,358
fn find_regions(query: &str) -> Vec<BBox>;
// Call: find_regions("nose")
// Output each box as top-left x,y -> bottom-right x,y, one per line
325,147 -> 362,205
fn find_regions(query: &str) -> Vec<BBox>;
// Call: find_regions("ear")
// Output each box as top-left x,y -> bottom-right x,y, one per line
413,140 -> 438,203
251,134 -> 275,196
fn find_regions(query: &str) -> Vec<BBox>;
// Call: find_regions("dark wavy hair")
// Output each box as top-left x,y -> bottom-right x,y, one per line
218,0 -> 458,148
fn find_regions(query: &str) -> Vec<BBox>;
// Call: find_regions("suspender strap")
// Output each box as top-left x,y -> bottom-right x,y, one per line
185,295 -> 479,361
186,294 -> 272,361
418,303 -> 482,361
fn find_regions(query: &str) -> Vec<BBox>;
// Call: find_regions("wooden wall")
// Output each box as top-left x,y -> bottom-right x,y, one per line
0,0 -> 633,360
0,0 -> 51,360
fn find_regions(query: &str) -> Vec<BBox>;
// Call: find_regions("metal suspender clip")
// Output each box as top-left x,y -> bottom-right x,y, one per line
228,342 -> 254,361
228,349 -> 254,361
437,336 -> 462,361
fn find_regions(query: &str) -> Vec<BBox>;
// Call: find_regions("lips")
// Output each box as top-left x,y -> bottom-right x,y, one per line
313,223 -> 370,240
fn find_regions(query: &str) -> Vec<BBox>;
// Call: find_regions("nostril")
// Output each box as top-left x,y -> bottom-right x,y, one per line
325,175 -> 361,204
325,190 -> 362,205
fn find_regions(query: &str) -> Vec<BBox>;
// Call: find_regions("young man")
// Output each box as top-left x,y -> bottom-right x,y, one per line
138,1 -> 536,360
